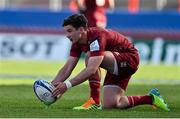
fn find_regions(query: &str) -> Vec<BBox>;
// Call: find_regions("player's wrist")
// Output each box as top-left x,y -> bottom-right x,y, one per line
64,80 -> 72,89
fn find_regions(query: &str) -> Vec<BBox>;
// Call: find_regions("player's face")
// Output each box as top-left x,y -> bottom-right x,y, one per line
64,25 -> 82,44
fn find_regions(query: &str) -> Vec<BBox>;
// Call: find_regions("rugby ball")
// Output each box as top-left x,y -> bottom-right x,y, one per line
33,79 -> 57,105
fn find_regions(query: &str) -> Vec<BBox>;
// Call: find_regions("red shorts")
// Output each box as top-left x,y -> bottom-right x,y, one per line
103,52 -> 139,90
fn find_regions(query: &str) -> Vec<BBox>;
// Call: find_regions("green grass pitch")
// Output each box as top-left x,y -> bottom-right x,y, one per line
0,84 -> 180,118
0,60 -> 180,117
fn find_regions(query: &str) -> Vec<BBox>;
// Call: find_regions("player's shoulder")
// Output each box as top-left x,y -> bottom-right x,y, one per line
88,27 -> 107,32
87,27 -> 99,40
88,27 -> 101,33
89,27 -> 117,35
87,27 -> 108,37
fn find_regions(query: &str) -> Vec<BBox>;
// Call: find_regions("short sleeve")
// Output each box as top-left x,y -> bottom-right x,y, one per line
89,33 -> 106,57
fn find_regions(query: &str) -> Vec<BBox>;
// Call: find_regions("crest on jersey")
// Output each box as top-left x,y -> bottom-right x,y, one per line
90,40 -> 100,51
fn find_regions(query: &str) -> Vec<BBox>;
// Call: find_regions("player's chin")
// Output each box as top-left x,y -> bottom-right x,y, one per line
68,38 -> 72,42
72,40 -> 78,44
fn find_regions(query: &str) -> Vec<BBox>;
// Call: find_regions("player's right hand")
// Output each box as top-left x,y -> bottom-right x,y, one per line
51,80 -> 60,87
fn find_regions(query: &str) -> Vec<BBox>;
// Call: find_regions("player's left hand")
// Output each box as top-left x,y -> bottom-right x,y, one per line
52,82 -> 67,97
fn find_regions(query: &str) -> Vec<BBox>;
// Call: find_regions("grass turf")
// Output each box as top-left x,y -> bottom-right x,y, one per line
0,60 -> 180,117
0,84 -> 179,118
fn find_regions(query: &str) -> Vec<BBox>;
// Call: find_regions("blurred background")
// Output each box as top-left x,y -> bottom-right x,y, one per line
0,0 -> 180,85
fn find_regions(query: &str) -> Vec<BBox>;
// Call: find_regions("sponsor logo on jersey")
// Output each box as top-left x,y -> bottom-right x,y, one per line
90,40 -> 100,51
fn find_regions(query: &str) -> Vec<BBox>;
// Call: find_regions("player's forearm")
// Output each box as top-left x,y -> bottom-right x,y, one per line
70,68 -> 96,86
53,66 -> 72,83
70,67 -> 96,87
69,56 -> 103,87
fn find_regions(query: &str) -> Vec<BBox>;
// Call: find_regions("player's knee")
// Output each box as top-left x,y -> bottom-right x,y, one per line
103,102 -> 115,109
103,99 -> 117,109
116,96 -> 130,109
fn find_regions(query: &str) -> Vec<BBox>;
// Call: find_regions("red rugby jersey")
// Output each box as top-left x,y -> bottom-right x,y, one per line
70,27 -> 138,57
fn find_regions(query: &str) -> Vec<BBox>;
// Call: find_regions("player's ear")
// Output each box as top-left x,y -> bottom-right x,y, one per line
78,27 -> 85,32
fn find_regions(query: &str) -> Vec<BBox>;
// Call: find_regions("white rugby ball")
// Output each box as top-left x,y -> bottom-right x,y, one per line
33,79 -> 57,105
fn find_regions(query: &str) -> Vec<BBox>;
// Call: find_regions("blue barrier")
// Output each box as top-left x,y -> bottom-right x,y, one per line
107,11 -> 180,30
0,9 -> 71,28
0,9 -> 180,29
0,9 -> 180,38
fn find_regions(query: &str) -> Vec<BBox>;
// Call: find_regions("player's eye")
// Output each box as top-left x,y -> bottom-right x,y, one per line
67,29 -> 72,32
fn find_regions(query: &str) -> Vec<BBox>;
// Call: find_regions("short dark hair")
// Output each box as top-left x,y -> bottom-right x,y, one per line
62,14 -> 88,29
